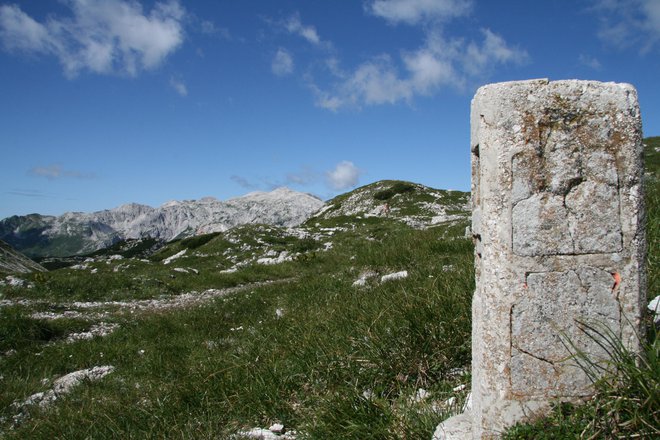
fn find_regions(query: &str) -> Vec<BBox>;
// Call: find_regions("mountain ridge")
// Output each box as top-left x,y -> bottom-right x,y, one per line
0,187 -> 324,258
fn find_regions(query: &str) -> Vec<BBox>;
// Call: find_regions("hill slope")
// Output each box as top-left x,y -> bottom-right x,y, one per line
0,240 -> 46,274
308,180 -> 470,229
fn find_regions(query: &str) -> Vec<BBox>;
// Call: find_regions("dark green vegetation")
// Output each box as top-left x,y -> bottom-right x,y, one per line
0,183 -> 472,438
504,136 -> 660,439
373,182 -> 416,201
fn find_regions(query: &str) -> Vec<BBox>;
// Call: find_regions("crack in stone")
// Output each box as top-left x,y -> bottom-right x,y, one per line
513,345 -> 556,367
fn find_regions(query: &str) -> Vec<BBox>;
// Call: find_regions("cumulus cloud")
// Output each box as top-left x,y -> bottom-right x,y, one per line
311,28 -> 527,111
272,48 -> 294,76
367,0 -> 473,25
578,54 -> 602,70
169,76 -> 188,96
284,13 -> 327,47
0,0 -> 185,78
593,0 -> 660,52
326,161 -> 361,190
29,164 -> 95,180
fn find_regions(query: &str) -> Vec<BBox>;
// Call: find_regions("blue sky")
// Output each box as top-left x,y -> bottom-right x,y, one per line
1,0 -> 659,219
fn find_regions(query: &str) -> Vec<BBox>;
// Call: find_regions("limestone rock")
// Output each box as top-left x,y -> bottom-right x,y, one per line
438,79 -> 646,439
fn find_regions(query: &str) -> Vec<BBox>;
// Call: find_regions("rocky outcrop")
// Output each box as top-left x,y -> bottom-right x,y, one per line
0,239 -> 46,274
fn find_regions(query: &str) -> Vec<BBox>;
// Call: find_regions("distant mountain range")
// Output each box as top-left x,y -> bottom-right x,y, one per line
0,188 -> 324,258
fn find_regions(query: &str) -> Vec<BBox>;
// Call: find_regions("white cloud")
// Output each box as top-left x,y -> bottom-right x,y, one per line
578,54 -> 602,70
326,161 -> 361,190
29,164 -> 95,180
199,19 -> 231,39
284,13 -> 325,46
462,29 -> 529,76
0,0 -> 185,78
593,0 -> 660,52
367,0 -> 472,25
169,76 -> 188,96
0,4 -> 50,53
311,29 -> 526,111
272,48 -> 294,76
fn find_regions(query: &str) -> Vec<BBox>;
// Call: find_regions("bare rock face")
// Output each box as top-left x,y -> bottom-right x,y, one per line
435,79 -> 645,439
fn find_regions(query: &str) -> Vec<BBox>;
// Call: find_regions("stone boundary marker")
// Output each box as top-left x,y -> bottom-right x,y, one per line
435,79 -> 646,439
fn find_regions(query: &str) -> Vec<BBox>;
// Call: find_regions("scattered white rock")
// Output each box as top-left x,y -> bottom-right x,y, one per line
107,255 -> 124,262
236,426 -> 297,439
353,270 -> 377,287
173,267 -> 189,273
649,295 -> 660,324
31,310 -> 111,321
13,366 -> 115,412
257,251 -> 294,265
5,276 -> 27,287
410,388 -> 430,403
163,249 -> 187,265
66,322 -> 119,343
70,264 -> 89,270
275,308 -> 285,319
380,270 -> 408,283
269,423 -> 284,434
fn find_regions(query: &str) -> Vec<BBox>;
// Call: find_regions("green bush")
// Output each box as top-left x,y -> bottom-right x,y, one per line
373,182 -> 416,201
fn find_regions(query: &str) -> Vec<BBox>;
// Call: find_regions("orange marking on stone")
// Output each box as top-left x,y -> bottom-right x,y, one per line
611,272 -> 621,291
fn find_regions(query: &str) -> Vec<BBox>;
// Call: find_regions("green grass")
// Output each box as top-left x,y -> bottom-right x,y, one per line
2,136 -> 655,438
0,215 -> 473,438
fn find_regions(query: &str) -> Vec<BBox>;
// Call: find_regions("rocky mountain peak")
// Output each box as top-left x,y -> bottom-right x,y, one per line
0,188 -> 324,258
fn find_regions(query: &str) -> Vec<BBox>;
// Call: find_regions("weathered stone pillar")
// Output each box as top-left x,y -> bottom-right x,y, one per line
434,79 -> 646,439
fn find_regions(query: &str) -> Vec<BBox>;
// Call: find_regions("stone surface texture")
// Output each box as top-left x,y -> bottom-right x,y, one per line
436,79 -> 646,439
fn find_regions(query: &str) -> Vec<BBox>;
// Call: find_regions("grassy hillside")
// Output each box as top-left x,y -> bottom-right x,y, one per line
0,182 -> 473,439
308,180 -> 469,230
